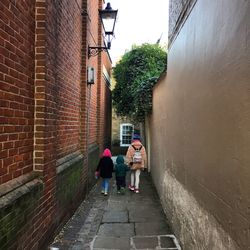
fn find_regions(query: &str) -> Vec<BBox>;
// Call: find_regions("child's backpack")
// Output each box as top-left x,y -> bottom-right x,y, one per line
132,145 -> 142,163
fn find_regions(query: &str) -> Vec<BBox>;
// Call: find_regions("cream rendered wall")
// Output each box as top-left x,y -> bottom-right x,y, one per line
149,0 -> 250,249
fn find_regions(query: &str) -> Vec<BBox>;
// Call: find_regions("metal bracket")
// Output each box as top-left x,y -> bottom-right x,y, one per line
88,46 -> 108,58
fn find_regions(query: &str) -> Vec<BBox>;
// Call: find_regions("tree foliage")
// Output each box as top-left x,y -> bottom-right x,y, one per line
112,43 -> 167,122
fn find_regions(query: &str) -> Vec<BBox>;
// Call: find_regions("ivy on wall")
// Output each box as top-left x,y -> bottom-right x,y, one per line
112,43 -> 167,122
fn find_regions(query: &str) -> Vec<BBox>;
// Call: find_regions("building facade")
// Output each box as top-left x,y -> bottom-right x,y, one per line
111,111 -> 135,155
149,0 -> 250,249
0,0 -> 112,249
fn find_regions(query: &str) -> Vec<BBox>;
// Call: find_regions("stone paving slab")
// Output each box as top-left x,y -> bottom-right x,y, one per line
135,222 -> 172,236
49,171 -> 181,250
109,193 -> 131,202
132,236 -> 158,249
91,235 -> 180,250
98,223 -> 135,237
93,236 -> 130,250
129,208 -> 166,222
130,235 -> 180,250
102,210 -> 128,223
160,236 -> 177,248
127,200 -> 158,208
106,200 -> 128,211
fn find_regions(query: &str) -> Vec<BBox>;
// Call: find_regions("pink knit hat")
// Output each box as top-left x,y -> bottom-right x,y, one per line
102,148 -> 112,157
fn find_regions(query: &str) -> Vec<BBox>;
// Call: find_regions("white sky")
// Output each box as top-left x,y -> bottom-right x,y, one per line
106,0 -> 169,65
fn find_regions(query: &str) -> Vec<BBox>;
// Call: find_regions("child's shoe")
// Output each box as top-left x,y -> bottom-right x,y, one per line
117,190 -> 121,194
120,187 -> 125,195
101,190 -> 105,194
129,185 -> 134,191
134,189 -> 139,194
104,192 -> 108,196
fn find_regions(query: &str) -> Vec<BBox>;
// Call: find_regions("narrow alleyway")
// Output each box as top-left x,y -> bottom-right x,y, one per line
49,159 -> 181,250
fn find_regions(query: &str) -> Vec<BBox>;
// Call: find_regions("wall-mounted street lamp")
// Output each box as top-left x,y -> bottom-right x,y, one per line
88,2 -> 118,58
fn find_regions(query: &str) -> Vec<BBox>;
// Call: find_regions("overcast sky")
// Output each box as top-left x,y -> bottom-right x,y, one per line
106,0 -> 169,64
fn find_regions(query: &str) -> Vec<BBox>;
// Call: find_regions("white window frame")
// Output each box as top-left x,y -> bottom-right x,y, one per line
120,123 -> 134,147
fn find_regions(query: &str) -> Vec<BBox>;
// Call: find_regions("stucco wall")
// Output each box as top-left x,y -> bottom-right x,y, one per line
168,0 -> 197,46
149,0 -> 250,249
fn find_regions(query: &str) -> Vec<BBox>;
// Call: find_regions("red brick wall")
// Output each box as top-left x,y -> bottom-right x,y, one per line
51,1 -> 82,159
0,0 -> 112,248
34,0 -> 83,169
100,54 -> 112,150
87,0 -> 112,155
0,0 -> 35,184
104,54 -> 112,148
97,1 -> 112,154
87,0 -> 99,147
17,1 -> 85,248
80,0 -> 88,154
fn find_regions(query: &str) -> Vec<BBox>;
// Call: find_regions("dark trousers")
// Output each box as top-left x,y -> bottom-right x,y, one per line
116,176 -> 126,190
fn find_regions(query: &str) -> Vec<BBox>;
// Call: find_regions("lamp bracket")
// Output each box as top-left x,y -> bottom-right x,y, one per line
88,46 -> 108,58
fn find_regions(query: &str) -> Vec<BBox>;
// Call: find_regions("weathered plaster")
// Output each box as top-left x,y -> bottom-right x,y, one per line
158,170 -> 239,250
150,0 -> 250,248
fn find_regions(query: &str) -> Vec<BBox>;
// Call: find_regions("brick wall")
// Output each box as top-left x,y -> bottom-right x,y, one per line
87,0 -> 112,155
46,0 -> 82,160
0,0 -> 35,184
87,0 -> 99,147
0,176 -> 43,250
13,0 -> 84,248
100,58 -> 112,150
0,0 -> 112,249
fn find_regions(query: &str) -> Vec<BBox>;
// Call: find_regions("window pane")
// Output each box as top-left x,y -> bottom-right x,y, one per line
120,124 -> 134,146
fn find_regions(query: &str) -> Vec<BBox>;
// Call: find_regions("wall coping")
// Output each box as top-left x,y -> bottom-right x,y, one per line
0,177 -> 43,210
0,172 -> 40,198
56,150 -> 84,174
168,0 -> 197,49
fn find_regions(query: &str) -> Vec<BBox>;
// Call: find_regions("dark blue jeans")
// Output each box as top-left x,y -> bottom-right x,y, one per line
116,176 -> 126,190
